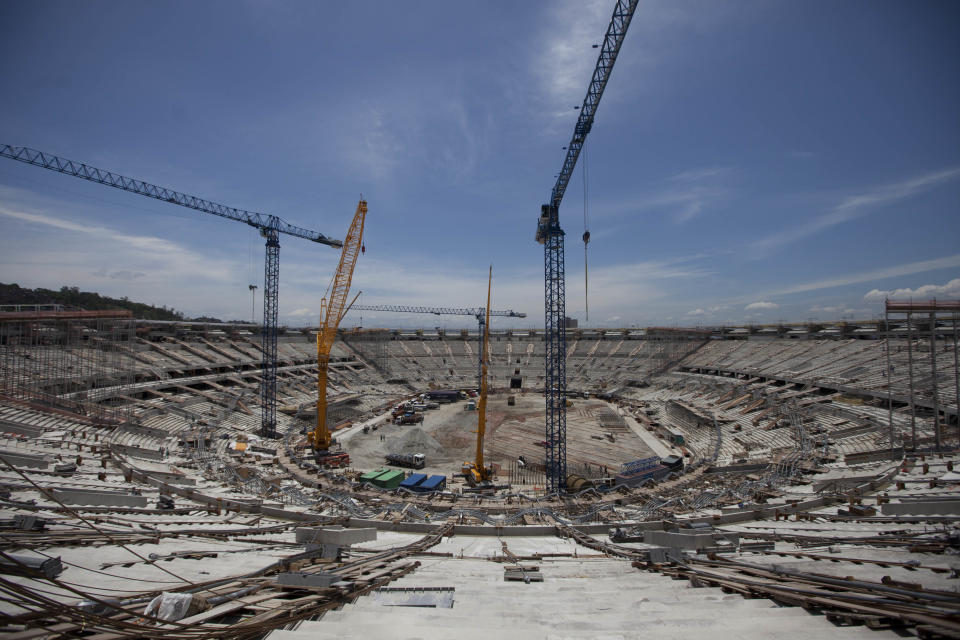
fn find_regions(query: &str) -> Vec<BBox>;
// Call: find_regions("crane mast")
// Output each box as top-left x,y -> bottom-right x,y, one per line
535,0 -> 638,493
0,144 -> 343,440
475,269 -> 493,480
311,199 -> 367,456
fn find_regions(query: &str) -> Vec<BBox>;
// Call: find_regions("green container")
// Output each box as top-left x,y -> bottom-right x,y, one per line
371,469 -> 405,489
361,468 -> 388,483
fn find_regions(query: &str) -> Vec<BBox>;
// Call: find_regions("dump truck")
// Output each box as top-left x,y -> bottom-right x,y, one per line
395,412 -> 424,425
385,452 -> 426,469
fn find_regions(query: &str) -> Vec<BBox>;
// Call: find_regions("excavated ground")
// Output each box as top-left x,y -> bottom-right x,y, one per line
341,393 -> 656,480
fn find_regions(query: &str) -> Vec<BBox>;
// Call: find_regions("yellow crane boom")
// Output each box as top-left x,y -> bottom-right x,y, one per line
463,266 -> 492,485
310,199 -> 367,455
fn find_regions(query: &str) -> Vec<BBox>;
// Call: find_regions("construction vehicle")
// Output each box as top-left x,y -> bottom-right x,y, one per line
461,267 -> 494,487
308,200 -> 367,465
395,412 -> 424,425
385,452 -> 426,469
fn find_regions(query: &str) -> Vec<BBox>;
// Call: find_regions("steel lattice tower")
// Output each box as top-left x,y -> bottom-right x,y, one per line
535,0 -> 638,493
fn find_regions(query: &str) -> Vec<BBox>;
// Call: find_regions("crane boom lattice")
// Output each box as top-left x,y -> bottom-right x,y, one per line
312,200 -> 367,455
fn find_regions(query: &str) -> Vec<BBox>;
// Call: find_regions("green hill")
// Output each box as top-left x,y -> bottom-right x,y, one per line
0,283 -> 191,321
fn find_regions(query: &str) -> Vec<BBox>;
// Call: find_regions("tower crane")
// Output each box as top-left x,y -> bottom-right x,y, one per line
534,0 -> 638,493
0,145 -> 344,439
309,199 -> 367,463
461,267 -> 493,486
347,304 -> 527,389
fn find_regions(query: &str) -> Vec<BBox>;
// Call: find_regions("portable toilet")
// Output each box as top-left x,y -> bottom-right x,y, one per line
399,473 -> 427,490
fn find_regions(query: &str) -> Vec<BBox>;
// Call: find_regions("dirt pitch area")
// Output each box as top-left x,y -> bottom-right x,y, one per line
341,393 -> 657,479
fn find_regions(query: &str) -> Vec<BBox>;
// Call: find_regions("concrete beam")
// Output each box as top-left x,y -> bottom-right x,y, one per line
0,450 -> 50,470
296,526 -> 377,546
52,488 -> 148,508
881,501 -> 960,516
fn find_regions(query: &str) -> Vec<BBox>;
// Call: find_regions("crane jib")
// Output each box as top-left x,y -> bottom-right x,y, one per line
0,145 -> 343,248
536,0 -> 638,236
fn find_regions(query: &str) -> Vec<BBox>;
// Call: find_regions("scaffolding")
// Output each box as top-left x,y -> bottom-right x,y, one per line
0,310 -> 136,425
885,300 -> 960,450
341,328 -> 390,373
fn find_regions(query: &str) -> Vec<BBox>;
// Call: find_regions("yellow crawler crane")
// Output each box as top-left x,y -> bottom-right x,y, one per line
309,199 -> 367,463
462,266 -> 493,486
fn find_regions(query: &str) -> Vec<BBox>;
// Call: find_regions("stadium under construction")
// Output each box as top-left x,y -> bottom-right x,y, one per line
1,303 -> 959,638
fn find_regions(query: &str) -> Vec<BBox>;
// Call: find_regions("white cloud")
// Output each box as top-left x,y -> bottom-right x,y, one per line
745,301 -> 779,311
686,308 -> 706,316
533,0 -> 610,120
288,308 -> 314,317
864,278 -> 960,303
752,167 -> 960,254
810,305 -> 842,313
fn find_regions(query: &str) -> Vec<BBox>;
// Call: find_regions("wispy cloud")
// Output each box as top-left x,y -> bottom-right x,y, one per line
774,254 -> 960,296
0,203 -> 241,317
752,167 -> 960,255
596,167 -> 734,223
533,0 -> 610,121
671,167 -> 731,183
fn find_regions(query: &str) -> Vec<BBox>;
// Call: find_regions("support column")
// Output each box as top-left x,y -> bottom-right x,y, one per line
954,312 -> 959,444
885,308 -> 894,448
907,313 -> 916,448
930,311 -> 941,450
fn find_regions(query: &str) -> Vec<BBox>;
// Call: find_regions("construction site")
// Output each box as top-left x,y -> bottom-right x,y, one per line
2,303 -> 960,638
3,1 -> 960,638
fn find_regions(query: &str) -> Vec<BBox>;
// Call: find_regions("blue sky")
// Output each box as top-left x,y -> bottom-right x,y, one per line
1,0 -> 958,328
